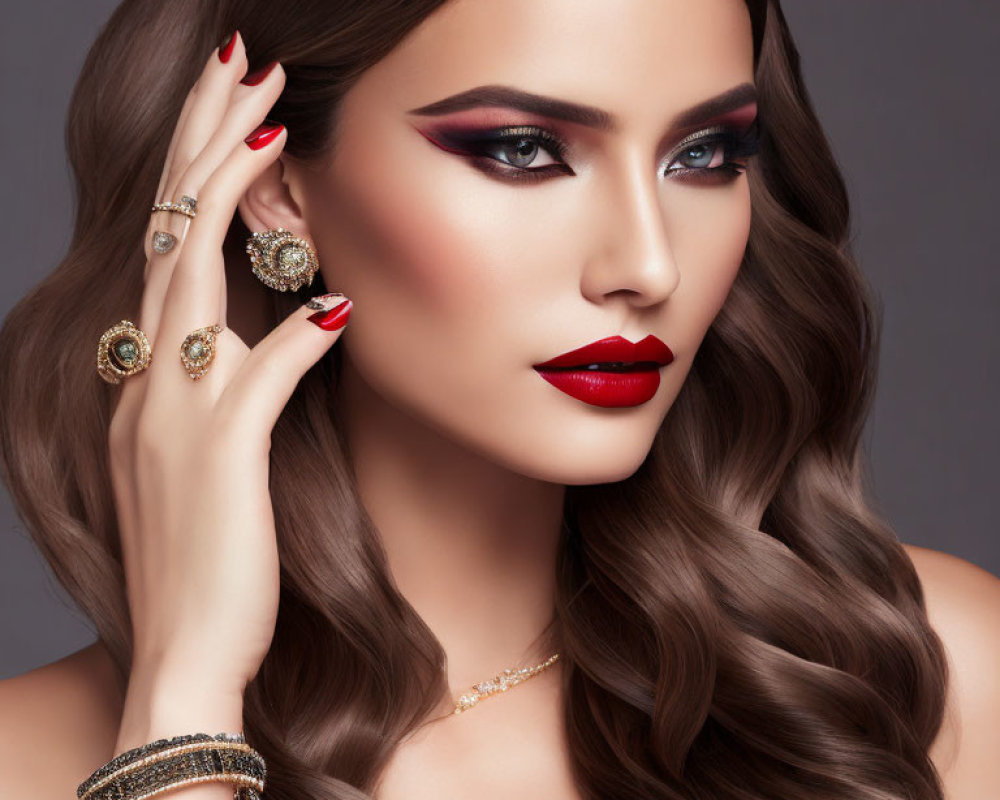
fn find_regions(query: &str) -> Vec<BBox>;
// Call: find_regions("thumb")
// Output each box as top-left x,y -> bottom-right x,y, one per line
221,292 -> 351,440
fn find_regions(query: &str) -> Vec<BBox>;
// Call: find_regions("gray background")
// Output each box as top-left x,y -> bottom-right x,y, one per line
1,2 -> 997,679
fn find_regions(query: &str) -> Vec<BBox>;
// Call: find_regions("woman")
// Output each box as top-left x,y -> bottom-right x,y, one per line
0,0 -> 997,798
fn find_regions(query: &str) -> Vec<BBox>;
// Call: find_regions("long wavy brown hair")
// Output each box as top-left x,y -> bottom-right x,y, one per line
0,0 -> 948,797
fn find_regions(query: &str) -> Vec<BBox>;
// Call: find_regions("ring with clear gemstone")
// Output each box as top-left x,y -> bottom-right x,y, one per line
152,231 -> 177,254
179,324 -> 223,381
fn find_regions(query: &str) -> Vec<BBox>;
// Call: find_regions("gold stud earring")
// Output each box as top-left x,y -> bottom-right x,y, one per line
245,228 -> 319,292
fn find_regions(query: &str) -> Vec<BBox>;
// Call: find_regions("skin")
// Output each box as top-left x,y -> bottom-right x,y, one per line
242,1 -> 755,780
238,0 -> 757,790
1,1 -> 998,799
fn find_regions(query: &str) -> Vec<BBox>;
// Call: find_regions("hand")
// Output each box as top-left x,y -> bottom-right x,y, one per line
106,32 -> 350,696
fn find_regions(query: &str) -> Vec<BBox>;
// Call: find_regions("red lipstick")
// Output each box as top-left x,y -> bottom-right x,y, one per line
533,335 -> 674,408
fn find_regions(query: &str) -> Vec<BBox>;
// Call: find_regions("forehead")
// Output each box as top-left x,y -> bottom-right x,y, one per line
359,0 -> 755,129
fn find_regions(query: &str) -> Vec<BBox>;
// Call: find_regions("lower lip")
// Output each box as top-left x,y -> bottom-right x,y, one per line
533,367 -> 662,408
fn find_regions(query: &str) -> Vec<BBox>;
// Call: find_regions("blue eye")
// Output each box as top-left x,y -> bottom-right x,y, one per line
664,121 -> 761,182
428,125 -> 574,183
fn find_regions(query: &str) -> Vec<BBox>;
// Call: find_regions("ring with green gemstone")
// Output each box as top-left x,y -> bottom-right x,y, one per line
179,324 -> 224,381
96,320 -> 152,384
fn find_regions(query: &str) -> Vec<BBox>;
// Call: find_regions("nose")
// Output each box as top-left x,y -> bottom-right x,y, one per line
580,152 -> 681,309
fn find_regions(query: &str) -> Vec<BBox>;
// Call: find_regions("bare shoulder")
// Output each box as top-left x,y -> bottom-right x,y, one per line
0,640 -> 125,798
902,543 -> 1000,796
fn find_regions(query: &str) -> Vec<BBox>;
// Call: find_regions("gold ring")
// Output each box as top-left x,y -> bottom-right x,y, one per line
180,324 -> 223,380
96,320 -> 152,384
151,194 -> 198,219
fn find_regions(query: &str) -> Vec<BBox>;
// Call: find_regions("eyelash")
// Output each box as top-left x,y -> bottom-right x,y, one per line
431,126 -> 571,184
435,120 -> 761,185
666,121 -> 762,183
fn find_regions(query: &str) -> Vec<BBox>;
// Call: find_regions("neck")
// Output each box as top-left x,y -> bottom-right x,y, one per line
335,356 -> 565,697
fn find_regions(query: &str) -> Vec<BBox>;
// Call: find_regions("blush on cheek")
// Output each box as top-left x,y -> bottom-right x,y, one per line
319,145 -> 503,320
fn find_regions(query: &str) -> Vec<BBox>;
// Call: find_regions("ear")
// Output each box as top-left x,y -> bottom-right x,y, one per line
237,155 -> 314,245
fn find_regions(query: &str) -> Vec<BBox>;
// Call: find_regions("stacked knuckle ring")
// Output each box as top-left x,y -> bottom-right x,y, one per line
150,194 -> 198,255
150,194 -> 198,219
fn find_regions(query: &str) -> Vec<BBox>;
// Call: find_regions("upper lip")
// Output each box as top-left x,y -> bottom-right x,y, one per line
534,335 -> 674,369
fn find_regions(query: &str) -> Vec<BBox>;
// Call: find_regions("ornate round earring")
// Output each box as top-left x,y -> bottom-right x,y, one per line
245,228 -> 319,292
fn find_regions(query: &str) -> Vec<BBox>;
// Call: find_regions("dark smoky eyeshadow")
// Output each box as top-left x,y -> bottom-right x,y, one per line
426,125 -> 574,182
431,125 -> 568,160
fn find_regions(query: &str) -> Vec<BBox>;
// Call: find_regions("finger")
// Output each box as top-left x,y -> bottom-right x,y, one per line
144,89 -> 195,268
138,33 -> 248,336
144,214 -> 190,274
138,205 -> 191,352
159,32 -> 248,209
169,61 -> 284,213
144,33 -> 246,266
154,119 -> 288,364
152,87 -> 197,210
152,31 -> 241,207
218,295 -> 353,445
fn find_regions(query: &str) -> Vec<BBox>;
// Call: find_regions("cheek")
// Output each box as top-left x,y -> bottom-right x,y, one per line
665,183 -> 751,349
314,145 -> 482,313
304,126 -> 551,414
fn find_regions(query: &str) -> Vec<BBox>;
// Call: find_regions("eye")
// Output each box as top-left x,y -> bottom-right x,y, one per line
664,121 -> 761,183
670,140 -> 728,170
425,124 -> 573,182
481,127 -> 566,170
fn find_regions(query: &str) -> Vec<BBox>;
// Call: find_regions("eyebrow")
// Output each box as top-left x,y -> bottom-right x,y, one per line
407,82 -> 758,133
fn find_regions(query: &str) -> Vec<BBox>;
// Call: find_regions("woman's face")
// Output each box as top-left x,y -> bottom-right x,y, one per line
293,0 -> 757,484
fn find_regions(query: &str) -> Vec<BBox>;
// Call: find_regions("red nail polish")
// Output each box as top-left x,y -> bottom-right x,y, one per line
240,61 -> 277,86
244,121 -> 284,150
218,30 -> 238,63
308,300 -> 352,331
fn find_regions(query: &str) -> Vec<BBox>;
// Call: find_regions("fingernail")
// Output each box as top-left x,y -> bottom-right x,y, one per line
218,30 -> 238,63
244,120 -> 284,150
240,61 -> 277,86
308,299 -> 352,331
305,292 -> 347,311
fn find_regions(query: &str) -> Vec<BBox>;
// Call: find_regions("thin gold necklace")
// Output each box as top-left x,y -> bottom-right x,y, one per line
452,653 -> 560,714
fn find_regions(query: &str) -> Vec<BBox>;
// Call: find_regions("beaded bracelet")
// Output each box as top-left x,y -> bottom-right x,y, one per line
77,732 -> 266,800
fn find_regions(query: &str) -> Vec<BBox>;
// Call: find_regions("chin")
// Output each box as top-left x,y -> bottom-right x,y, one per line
480,420 -> 660,487
441,373 -> 679,486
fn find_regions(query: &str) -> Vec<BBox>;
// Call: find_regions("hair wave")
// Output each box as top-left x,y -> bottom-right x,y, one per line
0,0 -> 948,797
